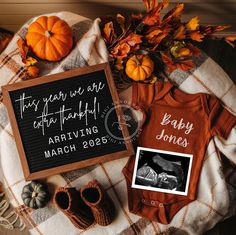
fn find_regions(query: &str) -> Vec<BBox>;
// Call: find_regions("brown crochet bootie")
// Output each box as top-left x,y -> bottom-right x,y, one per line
54,187 -> 95,230
80,180 -> 116,226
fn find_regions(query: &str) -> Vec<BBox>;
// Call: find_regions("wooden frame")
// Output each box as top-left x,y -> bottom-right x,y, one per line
2,63 -> 134,180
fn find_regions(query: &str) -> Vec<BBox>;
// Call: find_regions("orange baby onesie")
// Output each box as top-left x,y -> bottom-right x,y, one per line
123,81 -> 236,224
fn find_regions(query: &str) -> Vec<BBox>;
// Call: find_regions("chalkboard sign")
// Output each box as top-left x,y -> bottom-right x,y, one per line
2,63 -> 133,180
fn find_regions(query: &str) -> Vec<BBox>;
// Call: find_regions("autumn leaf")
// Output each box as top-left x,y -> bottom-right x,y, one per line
117,14 -> 126,33
114,58 -> 124,70
171,44 -> 191,58
161,3 -> 184,26
143,0 -> 158,12
177,48 -> 191,57
186,43 -> 201,57
146,27 -> 171,49
170,41 -> 200,58
200,25 -> 230,36
26,66 -> 39,79
225,36 -> 236,42
224,36 -> 236,47
17,37 -> 40,78
111,43 -> 130,59
161,53 -> 177,72
168,3 -> 184,18
170,41 -> 185,58
173,25 -> 186,40
143,0 -> 169,26
25,56 -> 38,66
162,0 -> 169,9
152,33 -> 170,50
146,28 -> 163,41
120,33 -> 143,46
102,21 -> 116,44
190,31 -> 204,42
111,33 -> 142,58
213,25 -> 231,32
143,74 -> 158,84
143,6 -> 162,26
17,37 -> 29,62
186,16 -> 199,31
162,52 -> 194,73
150,75 -> 158,83
131,13 -> 143,21
177,59 -> 195,71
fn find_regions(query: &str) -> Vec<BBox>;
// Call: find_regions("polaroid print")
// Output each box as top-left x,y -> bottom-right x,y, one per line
132,147 -> 193,196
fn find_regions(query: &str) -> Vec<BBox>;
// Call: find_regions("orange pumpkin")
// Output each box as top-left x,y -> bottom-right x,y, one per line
26,16 -> 73,61
125,55 -> 154,81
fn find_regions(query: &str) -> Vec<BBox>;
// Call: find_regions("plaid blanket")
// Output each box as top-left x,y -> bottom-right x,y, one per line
0,12 -> 236,235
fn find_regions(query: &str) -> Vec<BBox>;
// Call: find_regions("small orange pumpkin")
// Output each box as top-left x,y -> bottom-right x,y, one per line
26,16 -> 73,61
125,55 -> 154,81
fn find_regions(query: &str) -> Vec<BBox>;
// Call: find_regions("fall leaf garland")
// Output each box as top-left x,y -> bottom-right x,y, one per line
100,0 -> 236,84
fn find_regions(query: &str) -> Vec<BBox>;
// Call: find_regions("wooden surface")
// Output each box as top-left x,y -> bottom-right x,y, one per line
0,0 -> 236,32
0,228 -> 29,235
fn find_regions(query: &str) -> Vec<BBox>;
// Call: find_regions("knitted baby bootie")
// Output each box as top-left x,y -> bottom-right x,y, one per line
80,180 -> 116,226
54,187 -> 95,230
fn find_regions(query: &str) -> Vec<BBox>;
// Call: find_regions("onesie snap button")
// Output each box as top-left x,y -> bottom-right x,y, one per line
159,203 -> 163,207
142,199 -> 145,203
151,200 -> 155,205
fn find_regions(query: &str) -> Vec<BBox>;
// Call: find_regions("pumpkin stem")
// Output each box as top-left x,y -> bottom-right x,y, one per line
133,55 -> 141,66
32,191 -> 38,198
45,30 -> 52,38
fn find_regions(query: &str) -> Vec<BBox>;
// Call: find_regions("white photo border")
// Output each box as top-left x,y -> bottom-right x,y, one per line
131,146 -> 193,196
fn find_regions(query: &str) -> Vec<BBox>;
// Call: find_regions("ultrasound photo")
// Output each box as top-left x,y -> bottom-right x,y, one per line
132,147 -> 193,195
